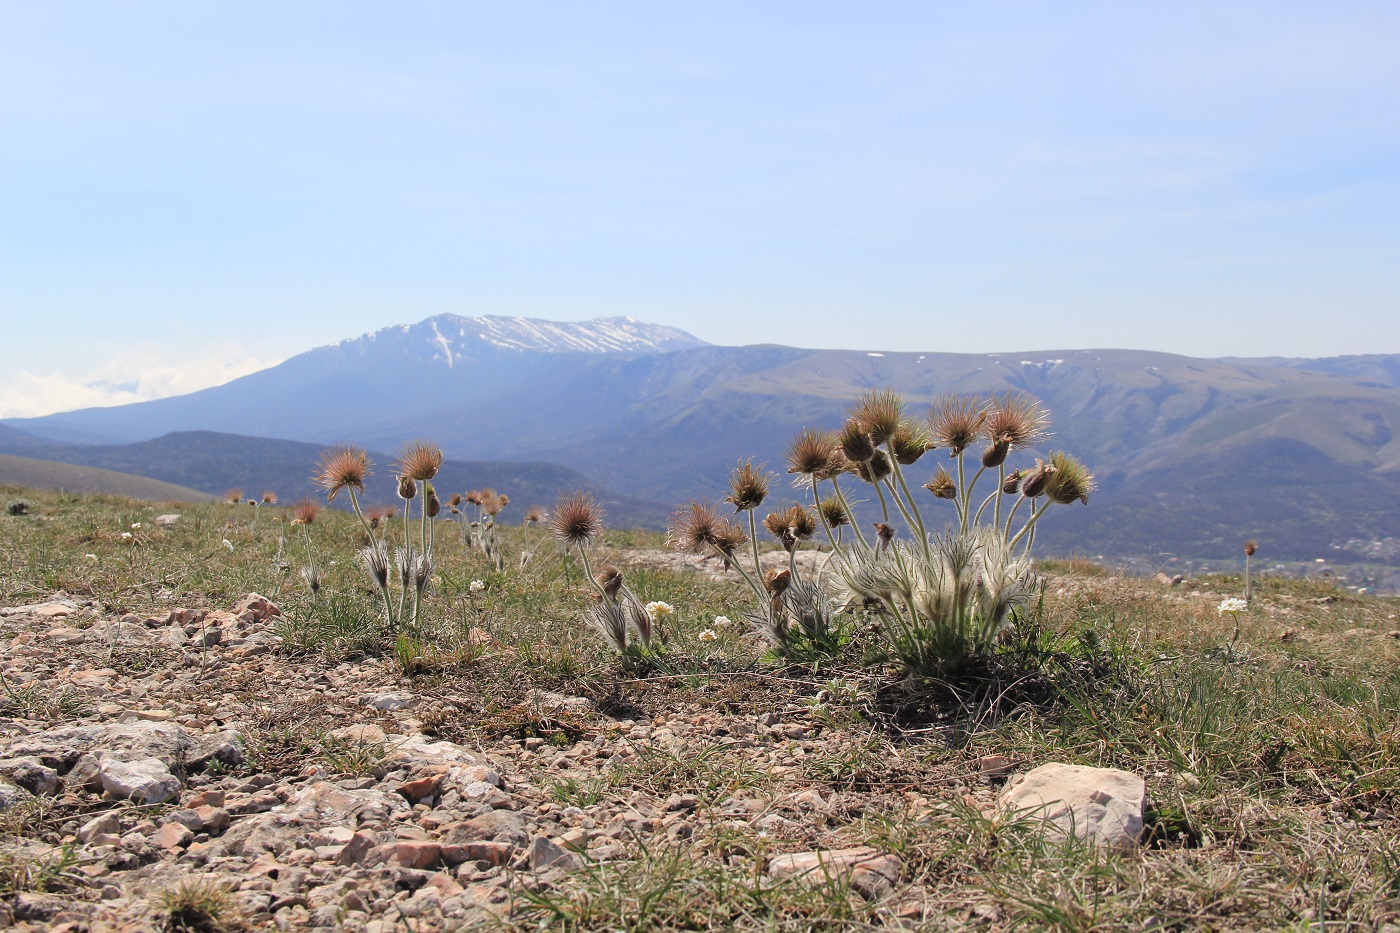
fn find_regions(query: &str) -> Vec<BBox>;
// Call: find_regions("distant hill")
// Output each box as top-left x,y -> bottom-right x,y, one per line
0,431 -> 672,529
6,315 -> 1400,563
0,454 -> 215,502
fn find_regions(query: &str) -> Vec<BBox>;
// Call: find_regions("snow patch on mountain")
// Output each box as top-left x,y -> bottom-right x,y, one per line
335,314 -> 707,359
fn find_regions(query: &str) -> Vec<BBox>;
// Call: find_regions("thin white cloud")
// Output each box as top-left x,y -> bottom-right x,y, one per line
0,349 -> 279,419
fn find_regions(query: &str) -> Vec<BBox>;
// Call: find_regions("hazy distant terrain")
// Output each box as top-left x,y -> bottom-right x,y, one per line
6,315 -> 1399,565
0,453 -> 214,502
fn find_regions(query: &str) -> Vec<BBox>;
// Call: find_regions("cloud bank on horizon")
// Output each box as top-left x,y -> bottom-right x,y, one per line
1,3 -> 1397,420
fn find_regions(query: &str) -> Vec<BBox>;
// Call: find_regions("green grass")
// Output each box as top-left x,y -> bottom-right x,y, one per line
1,486 -> 1399,930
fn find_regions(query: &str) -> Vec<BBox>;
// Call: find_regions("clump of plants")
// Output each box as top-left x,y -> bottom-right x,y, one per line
5,500 -> 28,517
691,389 -> 1095,675
669,465 -> 843,659
312,440 -> 444,634
549,490 -> 657,665
459,487 -> 510,571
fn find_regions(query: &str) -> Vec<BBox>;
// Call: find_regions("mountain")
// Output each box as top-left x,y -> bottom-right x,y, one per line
0,454 -> 215,502
3,315 -> 708,445
6,315 -> 1400,565
0,431 -> 672,529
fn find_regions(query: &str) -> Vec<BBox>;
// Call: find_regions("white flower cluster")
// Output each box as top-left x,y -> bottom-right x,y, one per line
1217,597 -> 1248,615
713,615 -> 732,627
645,601 -> 675,619
469,579 -> 486,594
698,629 -> 718,642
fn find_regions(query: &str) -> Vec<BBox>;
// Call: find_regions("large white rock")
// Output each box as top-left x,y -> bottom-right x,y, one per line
998,763 -> 1148,850
99,756 -> 180,805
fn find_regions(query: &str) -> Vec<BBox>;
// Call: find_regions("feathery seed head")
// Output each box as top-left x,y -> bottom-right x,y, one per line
465,490 -> 484,506
837,419 -> 877,463
786,427 -> 839,477
366,506 -> 385,529
384,505 -> 398,520
981,392 -> 1050,451
669,501 -> 727,552
764,568 -> 792,598
1244,540 -> 1258,557
1043,452 -> 1095,505
224,488 -> 243,505
929,394 -> 988,456
716,522 -> 748,556
549,491 -> 605,547
855,450 -> 892,484
594,562 -> 624,599
449,493 -> 462,507
261,490 -> 277,505
395,440 -> 443,482
290,499 -> 321,526
851,389 -> 905,446
818,496 -> 849,528
314,446 -> 371,502
890,421 -> 934,465
524,506 -> 547,525
924,467 -> 957,500
725,460 -> 773,512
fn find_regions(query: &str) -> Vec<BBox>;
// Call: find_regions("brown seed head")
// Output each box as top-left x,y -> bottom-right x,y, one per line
384,505 -> 398,520
260,490 -> 277,505
890,421 -> 933,465
524,506 -> 547,525
764,568 -> 792,598
549,491 -> 605,547
291,499 -> 321,526
929,394 -> 988,456
924,467 -> 957,500
981,392 -> 1050,451
851,389 -> 904,446
855,450 -> 892,484
594,562 -> 624,599
224,488 -> 243,505
725,460 -> 772,512
314,446 -> 371,502
818,496 -> 849,528
1042,452 -> 1095,505
1020,459 -> 1054,498
837,419 -> 877,463
786,427 -> 839,477
449,493 -> 462,507
669,501 -> 726,552
465,490 -> 484,506
873,522 -> 895,548
716,522 -> 748,556
981,438 -> 1011,469
366,506 -> 385,529
1244,540 -> 1257,557
395,440 -> 443,482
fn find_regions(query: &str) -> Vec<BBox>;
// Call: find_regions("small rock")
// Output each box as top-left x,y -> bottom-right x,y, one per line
976,755 -> 1015,777
999,762 -> 1149,850
99,757 -> 180,805
153,821 -> 194,849
768,848 -> 902,901
78,812 -> 122,844
527,835 -> 579,872
361,692 -> 415,712
0,756 -> 60,795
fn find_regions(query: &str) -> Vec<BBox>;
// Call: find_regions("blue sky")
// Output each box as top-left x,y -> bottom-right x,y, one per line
2,2 -> 1398,417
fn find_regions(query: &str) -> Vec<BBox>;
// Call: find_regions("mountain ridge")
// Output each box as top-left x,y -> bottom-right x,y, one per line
6,315 -> 1399,566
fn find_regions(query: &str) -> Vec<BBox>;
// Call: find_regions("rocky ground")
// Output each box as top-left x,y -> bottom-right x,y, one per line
0,584 -> 1165,933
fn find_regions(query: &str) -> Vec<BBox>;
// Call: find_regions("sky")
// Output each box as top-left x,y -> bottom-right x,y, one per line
2,2 -> 1398,418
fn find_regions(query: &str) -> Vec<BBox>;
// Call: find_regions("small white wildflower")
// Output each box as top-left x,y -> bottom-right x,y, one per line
222,539 -> 235,551
645,601 -> 675,619
469,579 -> 486,594
120,531 -> 133,539
1218,598 -> 1248,615
130,522 -> 141,529
698,629 -> 718,642
84,553 -> 98,561
713,615 -> 732,628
